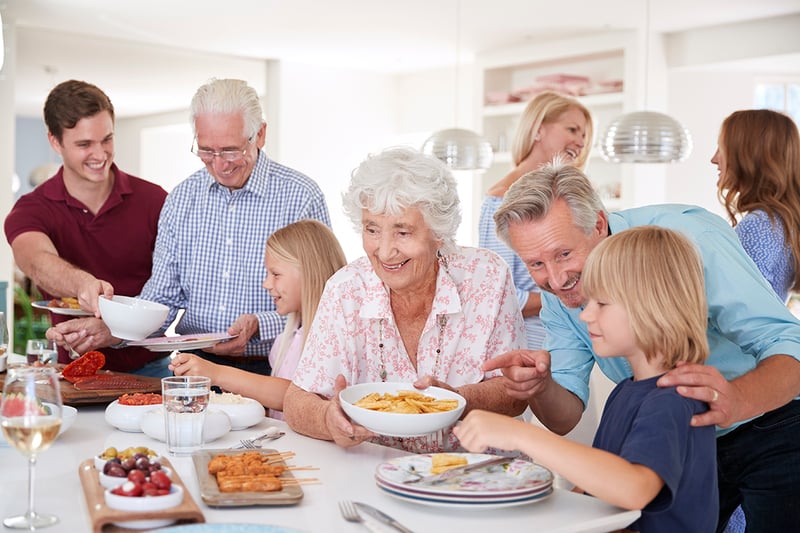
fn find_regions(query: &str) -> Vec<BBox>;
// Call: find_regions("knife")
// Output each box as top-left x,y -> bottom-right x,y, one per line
403,455 -> 509,485
354,502 -> 415,533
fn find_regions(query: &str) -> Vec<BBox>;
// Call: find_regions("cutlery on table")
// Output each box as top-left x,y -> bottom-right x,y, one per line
353,501 -> 415,533
403,455 -> 509,485
233,426 -> 284,449
339,500 -> 401,533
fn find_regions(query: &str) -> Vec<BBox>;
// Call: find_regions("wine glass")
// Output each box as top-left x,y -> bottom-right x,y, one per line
0,366 -> 63,529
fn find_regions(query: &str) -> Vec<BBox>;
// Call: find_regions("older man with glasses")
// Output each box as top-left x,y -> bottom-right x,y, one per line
50,78 -> 331,375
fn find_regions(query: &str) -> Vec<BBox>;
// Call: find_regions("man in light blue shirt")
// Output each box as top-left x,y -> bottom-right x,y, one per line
51,79 -> 330,375
489,162 -> 800,533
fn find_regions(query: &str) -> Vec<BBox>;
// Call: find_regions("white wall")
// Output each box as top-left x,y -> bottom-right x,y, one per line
663,13 -> 800,215
273,62 -> 399,261
665,70 -> 757,216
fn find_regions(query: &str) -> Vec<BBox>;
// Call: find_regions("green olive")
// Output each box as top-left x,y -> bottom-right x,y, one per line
100,447 -> 118,459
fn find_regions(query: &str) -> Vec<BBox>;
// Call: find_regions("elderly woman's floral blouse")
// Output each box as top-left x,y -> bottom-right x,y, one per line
292,246 -> 526,453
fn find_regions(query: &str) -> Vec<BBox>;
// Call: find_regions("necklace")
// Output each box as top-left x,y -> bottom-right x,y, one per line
377,314 -> 447,382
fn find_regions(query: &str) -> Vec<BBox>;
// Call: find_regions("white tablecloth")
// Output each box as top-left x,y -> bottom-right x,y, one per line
0,402 -> 639,532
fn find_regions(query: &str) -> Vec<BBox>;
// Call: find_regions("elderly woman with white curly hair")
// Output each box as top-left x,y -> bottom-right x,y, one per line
283,147 -> 527,453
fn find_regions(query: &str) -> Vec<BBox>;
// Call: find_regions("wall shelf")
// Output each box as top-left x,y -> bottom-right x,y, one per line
475,32 -> 637,219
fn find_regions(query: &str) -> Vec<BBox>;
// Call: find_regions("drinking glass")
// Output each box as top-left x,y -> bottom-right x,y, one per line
25,340 -> 58,365
1,366 -> 63,529
161,376 -> 211,456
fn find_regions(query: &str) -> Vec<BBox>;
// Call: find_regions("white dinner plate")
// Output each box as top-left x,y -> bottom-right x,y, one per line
32,301 -> 92,316
377,482 -> 554,509
375,453 -> 552,497
128,333 -> 236,352
374,476 -> 551,502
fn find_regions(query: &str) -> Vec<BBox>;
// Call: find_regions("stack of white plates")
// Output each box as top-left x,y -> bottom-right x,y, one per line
374,453 -> 553,509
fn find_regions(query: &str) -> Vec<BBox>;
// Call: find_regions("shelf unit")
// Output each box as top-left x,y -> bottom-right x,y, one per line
475,32 -> 638,214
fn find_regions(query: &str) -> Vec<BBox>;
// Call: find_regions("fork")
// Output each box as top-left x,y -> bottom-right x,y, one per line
64,340 -> 82,360
338,500 -> 381,532
235,427 -> 284,449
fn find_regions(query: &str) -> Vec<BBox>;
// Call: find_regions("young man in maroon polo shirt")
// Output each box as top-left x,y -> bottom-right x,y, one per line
4,80 -> 169,375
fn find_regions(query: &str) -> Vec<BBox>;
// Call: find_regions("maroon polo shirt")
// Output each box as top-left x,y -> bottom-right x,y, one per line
4,164 -> 168,372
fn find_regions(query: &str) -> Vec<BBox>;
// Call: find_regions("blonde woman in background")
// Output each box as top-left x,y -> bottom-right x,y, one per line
479,91 -> 593,349
170,219 -> 347,419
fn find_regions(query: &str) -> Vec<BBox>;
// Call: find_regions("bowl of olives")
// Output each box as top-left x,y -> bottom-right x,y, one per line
99,453 -> 171,490
94,446 -> 160,471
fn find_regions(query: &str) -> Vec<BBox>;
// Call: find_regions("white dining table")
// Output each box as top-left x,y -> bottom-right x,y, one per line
0,403 -> 639,533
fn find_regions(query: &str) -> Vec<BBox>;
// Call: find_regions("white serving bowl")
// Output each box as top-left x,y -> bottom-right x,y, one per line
139,406 -> 231,443
0,405 -> 76,447
99,465 -> 171,490
208,394 -> 265,430
105,400 -> 160,432
56,404 -> 78,436
104,484 -> 183,529
98,295 -> 169,341
339,382 -> 466,438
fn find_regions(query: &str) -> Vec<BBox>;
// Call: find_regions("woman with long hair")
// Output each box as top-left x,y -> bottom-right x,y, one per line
713,109 -> 800,301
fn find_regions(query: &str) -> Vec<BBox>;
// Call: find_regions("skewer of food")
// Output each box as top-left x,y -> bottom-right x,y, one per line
207,451 -> 318,493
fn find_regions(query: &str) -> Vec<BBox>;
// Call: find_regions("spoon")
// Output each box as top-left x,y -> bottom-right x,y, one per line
64,340 -> 81,360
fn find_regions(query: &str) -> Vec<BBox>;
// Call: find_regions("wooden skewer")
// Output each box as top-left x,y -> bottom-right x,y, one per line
281,478 -> 320,485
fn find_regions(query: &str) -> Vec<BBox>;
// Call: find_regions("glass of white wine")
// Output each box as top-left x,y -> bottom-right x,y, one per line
0,366 -> 63,529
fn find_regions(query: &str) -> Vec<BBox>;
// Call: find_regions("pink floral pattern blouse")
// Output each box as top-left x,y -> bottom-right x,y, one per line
292,246 -> 525,452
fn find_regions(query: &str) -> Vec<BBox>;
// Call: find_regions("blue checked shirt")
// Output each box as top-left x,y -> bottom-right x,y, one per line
141,151 -> 330,356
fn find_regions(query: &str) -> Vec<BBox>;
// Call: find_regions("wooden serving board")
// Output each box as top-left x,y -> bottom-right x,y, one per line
59,370 -> 163,405
78,457 -> 205,533
0,365 -> 162,405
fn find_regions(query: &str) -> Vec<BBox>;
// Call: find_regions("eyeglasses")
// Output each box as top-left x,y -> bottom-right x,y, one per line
191,135 -> 254,163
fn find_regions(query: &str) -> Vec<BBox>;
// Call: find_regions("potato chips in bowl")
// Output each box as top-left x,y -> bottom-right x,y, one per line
339,382 -> 466,437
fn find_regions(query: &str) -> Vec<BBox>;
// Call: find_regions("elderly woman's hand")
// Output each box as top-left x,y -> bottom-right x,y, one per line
325,375 -> 375,447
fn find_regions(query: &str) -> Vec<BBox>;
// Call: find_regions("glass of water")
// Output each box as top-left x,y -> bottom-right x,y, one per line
25,340 -> 58,365
161,376 -> 211,456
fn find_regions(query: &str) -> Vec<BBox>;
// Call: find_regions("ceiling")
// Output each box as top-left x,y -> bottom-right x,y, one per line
4,0 -> 800,118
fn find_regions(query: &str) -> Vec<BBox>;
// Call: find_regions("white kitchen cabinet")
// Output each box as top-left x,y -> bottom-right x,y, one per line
475,31 -> 639,213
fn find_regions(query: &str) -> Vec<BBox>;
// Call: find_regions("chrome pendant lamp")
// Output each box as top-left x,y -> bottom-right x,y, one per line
422,0 -> 493,170
600,0 -> 691,163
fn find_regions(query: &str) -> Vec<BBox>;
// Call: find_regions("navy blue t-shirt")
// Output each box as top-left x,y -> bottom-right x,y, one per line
592,375 -> 718,533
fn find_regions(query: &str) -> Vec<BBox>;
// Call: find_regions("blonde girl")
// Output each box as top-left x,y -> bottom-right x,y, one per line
170,219 -> 346,418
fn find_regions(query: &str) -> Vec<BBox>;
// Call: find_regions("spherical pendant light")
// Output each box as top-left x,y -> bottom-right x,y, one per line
422,128 -> 494,170
600,111 -> 692,163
